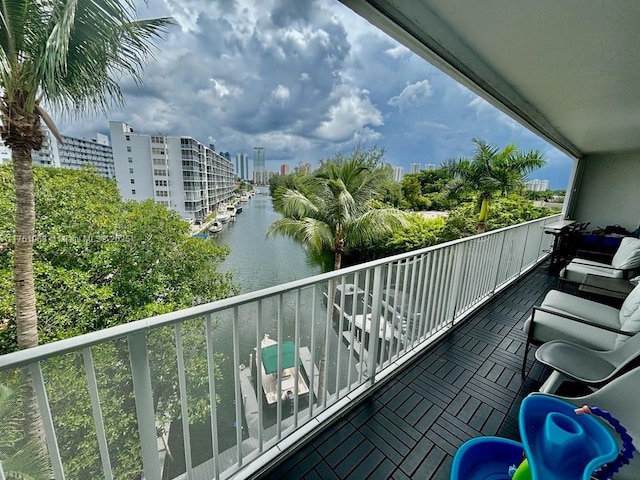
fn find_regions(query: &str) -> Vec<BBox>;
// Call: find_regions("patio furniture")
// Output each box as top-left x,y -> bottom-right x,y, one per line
521,283 -> 640,376
537,366 -> 640,480
560,236 -> 640,284
535,332 -> 640,393
578,274 -> 635,302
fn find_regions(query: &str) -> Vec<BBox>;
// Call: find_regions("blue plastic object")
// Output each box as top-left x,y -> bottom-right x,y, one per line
450,396 -> 619,480
519,396 -> 618,480
450,437 -> 523,480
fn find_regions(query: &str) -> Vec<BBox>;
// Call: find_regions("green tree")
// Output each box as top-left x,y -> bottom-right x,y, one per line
448,139 -> 546,233
0,166 -> 236,477
0,0 -> 173,351
267,148 -> 408,271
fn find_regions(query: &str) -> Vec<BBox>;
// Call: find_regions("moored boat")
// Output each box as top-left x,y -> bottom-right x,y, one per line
256,334 -> 309,405
208,220 -> 223,234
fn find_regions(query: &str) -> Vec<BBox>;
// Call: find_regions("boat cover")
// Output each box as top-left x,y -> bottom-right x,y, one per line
261,341 -> 296,374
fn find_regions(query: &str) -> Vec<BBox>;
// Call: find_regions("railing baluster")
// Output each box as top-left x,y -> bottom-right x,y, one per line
82,347 -> 113,480
335,277 -> 346,400
128,333 -> 161,480
232,306 -> 243,465
322,281 -> 332,409
174,324 -> 192,478
28,363 -> 64,480
205,315 -> 220,479
293,289 -> 301,427
367,266 -> 384,383
308,291 -> 316,417
276,295 -> 283,439
359,270 -> 371,383
347,271 -> 360,386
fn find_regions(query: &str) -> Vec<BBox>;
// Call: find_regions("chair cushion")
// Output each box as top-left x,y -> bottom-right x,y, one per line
618,284 -> 640,347
523,290 -> 621,350
562,259 -> 624,283
612,237 -> 640,269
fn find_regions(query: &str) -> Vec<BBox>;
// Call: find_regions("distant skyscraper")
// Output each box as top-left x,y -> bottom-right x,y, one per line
280,164 -> 290,175
235,153 -> 249,180
253,147 -> 265,172
410,163 -> 421,173
525,179 -> 549,191
393,166 -> 404,182
424,164 -> 436,171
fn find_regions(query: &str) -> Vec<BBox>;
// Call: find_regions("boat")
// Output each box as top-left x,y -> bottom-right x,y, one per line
208,220 -> 223,234
226,203 -> 237,219
239,194 -> 249,202
216,208 -> 231,224
234,204 -> 243,214
256,334 -> 309,405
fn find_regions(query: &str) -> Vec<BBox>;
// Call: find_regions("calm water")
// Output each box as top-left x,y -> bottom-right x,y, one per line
215,191 -> 322,292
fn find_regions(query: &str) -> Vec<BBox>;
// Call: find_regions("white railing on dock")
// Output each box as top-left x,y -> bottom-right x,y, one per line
0,214 -> 560,480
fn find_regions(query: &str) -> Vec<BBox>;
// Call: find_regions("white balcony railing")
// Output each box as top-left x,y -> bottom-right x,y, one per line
0,214 -> 560,480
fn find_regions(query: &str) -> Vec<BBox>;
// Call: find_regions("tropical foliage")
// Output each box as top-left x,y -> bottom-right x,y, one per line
448,139 -> 546,232
0,166 -> 236,477
0,0 -> 173,352
267,147 -> 409,271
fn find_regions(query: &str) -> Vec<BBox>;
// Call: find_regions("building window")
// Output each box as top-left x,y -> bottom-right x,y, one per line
128,157 -> 133,163
125,135 -> 130,141
130,178 -> 135,184
131,189 -> 136,195
129,168 -> 134,174
127,146 -> 132,152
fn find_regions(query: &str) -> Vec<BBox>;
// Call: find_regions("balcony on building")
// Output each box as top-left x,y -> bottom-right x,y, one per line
1,1 -> 640,480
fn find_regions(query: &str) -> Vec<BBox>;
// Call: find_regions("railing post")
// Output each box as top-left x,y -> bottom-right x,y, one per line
448,242 -> 467,323
28,363 -> 64,480
491,231 -> 507,292
128,333 -> 161,480
367,266 -> 384,384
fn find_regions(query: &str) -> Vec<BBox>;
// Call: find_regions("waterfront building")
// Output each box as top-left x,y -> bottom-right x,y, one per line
410,162 -> 421,173
109,121 -> 234,220
298,162 -> 312,174
0,129 -> 115,179
253,146 -> 265,171
280,164 -> 290,175
253,170 -> 278,185
424,163 -> 436,171
525,179 -> 550,191
236,153 -> 249,180
393,166 -> 404,182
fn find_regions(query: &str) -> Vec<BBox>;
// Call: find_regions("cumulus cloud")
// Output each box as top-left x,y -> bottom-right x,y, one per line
388,80 -> 433,110
385,44 -> 410,59
314,89 -> 383,142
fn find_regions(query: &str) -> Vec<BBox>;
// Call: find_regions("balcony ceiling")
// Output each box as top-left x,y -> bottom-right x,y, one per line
340,0 -> 640,159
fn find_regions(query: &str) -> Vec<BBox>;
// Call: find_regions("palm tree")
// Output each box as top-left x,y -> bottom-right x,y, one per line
448,138 -> 546,233
267,149 -> 408,403
0,0 -> 173,443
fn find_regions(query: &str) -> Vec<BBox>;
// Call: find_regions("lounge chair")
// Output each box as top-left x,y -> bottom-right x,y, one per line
534,331 -> 640,393
560,236 -> 640,284
532,366 -> 640,480
521,283 -> 640,375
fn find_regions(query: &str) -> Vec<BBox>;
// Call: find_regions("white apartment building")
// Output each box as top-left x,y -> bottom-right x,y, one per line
235,153 -> 249,180
524,179 -> 550,191
0,129 -> 115,179
393,166 -> 404,182
109,121 -> 235,220
253,170 -> 278,186
410,162 -> 421,173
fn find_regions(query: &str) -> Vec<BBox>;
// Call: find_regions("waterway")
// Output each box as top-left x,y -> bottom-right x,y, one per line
215,190 -> 323,292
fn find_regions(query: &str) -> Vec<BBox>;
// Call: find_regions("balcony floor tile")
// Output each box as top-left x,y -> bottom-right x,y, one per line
259,262 -> 559,479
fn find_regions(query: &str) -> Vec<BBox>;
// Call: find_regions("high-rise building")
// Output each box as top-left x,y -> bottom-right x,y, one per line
253,147 -> 265,172
109,121 -> 234,220
0,129 -> 115,179
280,164 -> 290,175
235,153 -> 249,180
393,166 -> 404,182
410,163 -> 421,173
424,164 -> 436,171
254,170 -> 278,185
524,179 -> 550,191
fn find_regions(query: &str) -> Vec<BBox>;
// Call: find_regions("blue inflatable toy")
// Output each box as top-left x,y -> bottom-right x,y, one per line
450,395 -> 633,480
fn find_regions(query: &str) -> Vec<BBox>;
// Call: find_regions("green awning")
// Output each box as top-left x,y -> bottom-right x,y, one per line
261,341 -> 296,374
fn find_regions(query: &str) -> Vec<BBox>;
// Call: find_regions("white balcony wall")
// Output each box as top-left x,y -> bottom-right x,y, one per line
571,153 -> 640,232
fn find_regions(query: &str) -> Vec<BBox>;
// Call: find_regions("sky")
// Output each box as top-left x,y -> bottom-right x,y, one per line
57,0 -> 573,190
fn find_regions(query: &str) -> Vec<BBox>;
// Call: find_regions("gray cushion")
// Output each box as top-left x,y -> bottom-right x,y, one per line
612,237 -> 640,269
562,259 -> 624,282
618,284 -> 640,347
523,290 -> 621,350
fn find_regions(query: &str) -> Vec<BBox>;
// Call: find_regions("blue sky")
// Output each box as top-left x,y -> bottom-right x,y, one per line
58,0 -> 573,189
